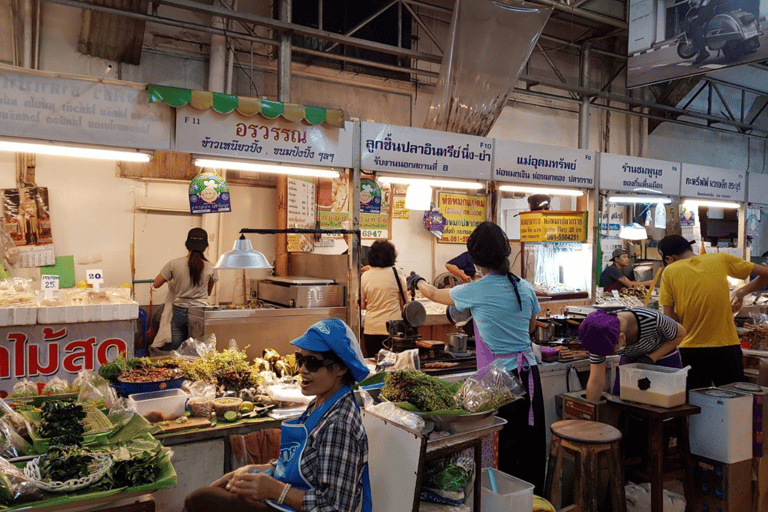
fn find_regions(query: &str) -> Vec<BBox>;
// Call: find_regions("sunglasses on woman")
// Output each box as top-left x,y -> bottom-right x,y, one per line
295,352 -> 337,372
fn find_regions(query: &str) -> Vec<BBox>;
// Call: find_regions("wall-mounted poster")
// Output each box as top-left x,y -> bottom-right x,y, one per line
1,187 -> 54,267
286,177 -> 315,252
436,192 -> 487,244
189,173 -> 231,214
316,174 -> 392,239
627,0 -> 768,87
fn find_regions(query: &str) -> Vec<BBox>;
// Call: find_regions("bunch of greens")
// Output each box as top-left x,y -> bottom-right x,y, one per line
98,356 -> 153,384
381,370 -> 461,413
38,446 -> 97,482
38,401 -> 85,446
178,347 -> 263,391
96,438 -> 166,490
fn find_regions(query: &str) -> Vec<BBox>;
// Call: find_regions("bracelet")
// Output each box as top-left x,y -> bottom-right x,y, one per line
277,482 -> 291,505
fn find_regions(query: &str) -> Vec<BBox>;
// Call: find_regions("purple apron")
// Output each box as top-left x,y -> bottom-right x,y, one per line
611,348 -> 683,395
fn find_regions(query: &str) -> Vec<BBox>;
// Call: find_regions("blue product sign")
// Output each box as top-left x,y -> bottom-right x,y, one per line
189,173 -> 231,214
360,178 -> 382,214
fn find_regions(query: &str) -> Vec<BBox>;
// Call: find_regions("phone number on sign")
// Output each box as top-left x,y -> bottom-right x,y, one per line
361,230 -> 385,238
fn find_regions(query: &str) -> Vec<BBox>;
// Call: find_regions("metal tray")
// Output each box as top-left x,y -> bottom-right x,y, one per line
415,409 -> 497,434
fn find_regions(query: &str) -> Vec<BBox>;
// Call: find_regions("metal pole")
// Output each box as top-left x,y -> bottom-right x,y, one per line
578,42 -> 592,150
278,0 -> 292,102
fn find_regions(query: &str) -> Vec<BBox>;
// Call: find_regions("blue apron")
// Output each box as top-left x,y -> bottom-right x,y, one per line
265,385 -> 373,512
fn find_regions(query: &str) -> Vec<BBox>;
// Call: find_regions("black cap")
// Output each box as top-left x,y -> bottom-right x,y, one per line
610,248 -> 628,261
467,222 -> 510,270
527,194 -> 551,211
658,235 -> 694,259
185,228 -> 209,252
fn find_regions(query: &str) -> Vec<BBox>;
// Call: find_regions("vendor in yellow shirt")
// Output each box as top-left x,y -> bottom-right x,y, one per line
658,235 -> 768,389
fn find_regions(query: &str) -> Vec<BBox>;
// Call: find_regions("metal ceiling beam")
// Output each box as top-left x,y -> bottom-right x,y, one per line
527,0 -> 627,29
323,0 -> 398,54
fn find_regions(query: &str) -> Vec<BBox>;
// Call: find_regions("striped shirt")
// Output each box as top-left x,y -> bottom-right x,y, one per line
589,307 -> 678,364
301,392 -> 368,512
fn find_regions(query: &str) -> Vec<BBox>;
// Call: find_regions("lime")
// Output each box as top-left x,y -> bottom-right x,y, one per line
240,401 -> 254,413
224,410 -> 238,422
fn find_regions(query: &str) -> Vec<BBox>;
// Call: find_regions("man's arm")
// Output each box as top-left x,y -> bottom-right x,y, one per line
731,263 -> 768,312
445,263 -> 471,283
662,305 -> 681,323
616,276 -> 650,288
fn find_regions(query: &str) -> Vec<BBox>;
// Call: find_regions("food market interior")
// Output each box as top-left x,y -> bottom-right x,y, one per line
2,1 -> 768,511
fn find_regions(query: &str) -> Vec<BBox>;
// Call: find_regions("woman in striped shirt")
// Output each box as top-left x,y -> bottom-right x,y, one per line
578,307 -> 686,402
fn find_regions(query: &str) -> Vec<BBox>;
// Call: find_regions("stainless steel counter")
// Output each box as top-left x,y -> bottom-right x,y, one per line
188,306 -> 347,360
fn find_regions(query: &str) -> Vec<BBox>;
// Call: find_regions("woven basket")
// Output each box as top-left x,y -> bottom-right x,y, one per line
23,454 -> 112,492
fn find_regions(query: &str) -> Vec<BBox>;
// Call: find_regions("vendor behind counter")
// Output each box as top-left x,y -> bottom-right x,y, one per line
599,248 -> 653,292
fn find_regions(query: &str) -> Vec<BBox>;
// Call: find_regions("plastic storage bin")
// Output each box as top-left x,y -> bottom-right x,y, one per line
619,363 -> 689,408
127,388 -> 189,422
480,468 -> 533,512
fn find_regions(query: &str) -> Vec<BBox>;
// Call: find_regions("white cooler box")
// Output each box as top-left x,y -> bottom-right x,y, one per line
619,363 -> 689,408
689,387 -> 753,464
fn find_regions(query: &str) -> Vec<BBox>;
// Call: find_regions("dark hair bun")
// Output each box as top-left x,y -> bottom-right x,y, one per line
467,222 -> 510,270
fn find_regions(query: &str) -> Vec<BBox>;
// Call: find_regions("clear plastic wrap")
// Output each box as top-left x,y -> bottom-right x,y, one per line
65,288 -> 135,305
0,456 -> 44,505
266,383 -> 312,406
360,388 -> 425,431
0,419 -> 33,458
187,381 -> 217,417
77,371 -> 117,409
106,397 -> 137,427
0,278 -> 32,293
171,334 -> 217,360
10,379 -> 37,398
0,399 -> 29,437
375,348 -> 420,372
457,360 -> 525,413
41,376 -> 69,396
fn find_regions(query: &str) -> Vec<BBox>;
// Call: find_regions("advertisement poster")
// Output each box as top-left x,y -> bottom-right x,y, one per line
188,173 -> 231,214
519,211 -> 588,242
316,175 -> 391,240
287,177 -> 315,252
436,192 -> 487,244
393,199 -> 409,219
1,187 -> 54,267
627,0 -> 768,87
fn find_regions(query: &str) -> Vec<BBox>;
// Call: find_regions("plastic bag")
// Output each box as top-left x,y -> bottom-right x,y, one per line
107,398 -> 137,427
0,456 -> 43,505
0,419 -> 33,458
368,401 -> 425,431
420,454 -> 475,506
0,278 -> 32,293
625,482 -> 685,512
266,383 -> 312,405
41,376 -> 69,396
187,381 -> 217,417
457,360 -> 525,413
171,334 -> 217,360
375,349 -> 420,372
10,379 -> 37,398
77,370 -> 117,409
0,399 -> 29,437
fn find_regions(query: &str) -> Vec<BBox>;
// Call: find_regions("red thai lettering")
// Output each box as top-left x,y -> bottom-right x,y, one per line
42,327 -> 67,341
28,344 -> 59,376
0,345 -> 8,379
8,333 -> 27,377
62,338 -> 96,372
96,338 -> 127,365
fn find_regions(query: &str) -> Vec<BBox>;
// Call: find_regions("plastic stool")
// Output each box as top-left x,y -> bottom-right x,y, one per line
544,419 -> 626,512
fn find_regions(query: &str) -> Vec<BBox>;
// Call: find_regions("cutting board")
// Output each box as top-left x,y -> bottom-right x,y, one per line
155,416 -> 212,433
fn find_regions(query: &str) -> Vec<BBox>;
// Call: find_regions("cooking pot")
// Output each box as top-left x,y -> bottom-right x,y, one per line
446,332 -> 468,353
534,320 -> 555,343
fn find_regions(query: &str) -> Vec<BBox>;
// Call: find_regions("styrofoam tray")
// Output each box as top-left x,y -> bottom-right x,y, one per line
0,307 -> 37,326
37,303 -> 139,324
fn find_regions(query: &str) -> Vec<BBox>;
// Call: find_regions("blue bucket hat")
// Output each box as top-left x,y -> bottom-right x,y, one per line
290,319 -> 370,382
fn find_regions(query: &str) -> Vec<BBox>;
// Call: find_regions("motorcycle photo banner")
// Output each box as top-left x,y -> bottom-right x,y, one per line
627,0 -> 766,87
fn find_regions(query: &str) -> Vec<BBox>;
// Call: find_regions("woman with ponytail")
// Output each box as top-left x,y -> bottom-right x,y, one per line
153,228 -> 218,350
408,222 -> 545,494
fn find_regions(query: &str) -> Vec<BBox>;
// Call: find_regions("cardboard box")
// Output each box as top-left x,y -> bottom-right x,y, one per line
690,455 -> 752,512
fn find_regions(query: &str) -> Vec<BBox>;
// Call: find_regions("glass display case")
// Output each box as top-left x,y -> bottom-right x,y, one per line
523,242 -> 592,298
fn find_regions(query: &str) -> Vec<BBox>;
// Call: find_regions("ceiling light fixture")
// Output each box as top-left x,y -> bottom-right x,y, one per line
498,185 -> 584,196
376,175 -> 483,190
683,199 -> 741,209
0,139 -> 151,162
195,158 -> 340,178
608,195 -> 672,204
404,183 -> 433,210
619,222 -> 649,240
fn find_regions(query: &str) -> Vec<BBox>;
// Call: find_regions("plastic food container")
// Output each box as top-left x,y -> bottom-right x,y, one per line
619,363 -> 690,408
481,468 -> 534,512
128,388 -> 189,422
213,397 -> 243,416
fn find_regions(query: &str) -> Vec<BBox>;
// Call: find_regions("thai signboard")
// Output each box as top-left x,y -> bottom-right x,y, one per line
680,163 -> 745,201
175,107 -> 353,168
599,153 -> 681,195
519,211 -> 588,242
493,140 -> 596,188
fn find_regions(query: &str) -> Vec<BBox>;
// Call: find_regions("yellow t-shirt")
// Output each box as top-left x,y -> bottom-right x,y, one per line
659,253 -> 753,348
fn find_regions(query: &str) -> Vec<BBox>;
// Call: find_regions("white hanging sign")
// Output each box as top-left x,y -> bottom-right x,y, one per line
681,163 -> 745,202
0,68 -> 171,150
360,122 -> 493,180
174,107 -> 353,168
493,140 -> 596,188
748,173 -> 768,206
599,153 -> 681,195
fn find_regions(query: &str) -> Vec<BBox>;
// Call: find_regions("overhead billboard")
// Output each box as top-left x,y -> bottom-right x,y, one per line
627,0 -> 767,87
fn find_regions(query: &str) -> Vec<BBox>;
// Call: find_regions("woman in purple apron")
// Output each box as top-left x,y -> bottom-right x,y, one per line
578,308 -> 686,402
185,319 -> 372,512
408,222 -> 547,496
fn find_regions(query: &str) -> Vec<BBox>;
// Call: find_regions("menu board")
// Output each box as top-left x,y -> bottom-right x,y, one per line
286,177 -> 315,252
436,192 -> 488,244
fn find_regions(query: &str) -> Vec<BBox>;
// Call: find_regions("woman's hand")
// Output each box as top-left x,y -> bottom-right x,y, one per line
226,471 -> 283,503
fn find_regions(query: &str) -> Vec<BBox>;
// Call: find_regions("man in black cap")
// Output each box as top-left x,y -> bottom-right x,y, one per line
658,235 -> 768,389
599,248 -> 653,292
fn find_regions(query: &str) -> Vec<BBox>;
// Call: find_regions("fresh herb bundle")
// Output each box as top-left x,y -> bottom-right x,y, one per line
38,401 -> 86,446
38,446 -> 96,482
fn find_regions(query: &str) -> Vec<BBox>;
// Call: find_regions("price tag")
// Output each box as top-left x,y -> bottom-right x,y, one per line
86,269 -> 104,291
41,275 -> 59,299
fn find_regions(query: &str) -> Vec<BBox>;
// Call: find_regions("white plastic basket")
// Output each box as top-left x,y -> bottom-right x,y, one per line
23,453 -> 112,492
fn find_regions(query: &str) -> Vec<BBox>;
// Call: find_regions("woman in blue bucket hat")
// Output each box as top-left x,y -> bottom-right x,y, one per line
184,318 -> 372,512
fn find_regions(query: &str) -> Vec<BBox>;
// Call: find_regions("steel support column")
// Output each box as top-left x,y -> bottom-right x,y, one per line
579,42 -> 592,149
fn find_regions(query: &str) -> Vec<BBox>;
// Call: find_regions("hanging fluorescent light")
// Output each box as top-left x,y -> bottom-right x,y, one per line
376,175 -> 483,190
619,222 -> 648,240
608,195 -> 672,204
404,183 -> 432,210
498,185 -> 584,196
0,139 -> 151,162
195,158 -> 340,178
682,199 -> 741,209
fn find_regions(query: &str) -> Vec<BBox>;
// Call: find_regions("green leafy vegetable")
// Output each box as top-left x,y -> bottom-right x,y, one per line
38,446 -> 97,482
38,401 -> 86,446
381,370 -> 460,412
